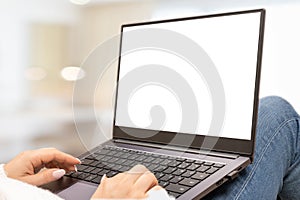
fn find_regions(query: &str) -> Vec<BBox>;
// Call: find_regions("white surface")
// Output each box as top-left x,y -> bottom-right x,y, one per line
116,12 -> 261,140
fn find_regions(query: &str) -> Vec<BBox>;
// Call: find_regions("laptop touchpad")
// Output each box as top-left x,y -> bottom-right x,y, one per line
58,182 -> 97,200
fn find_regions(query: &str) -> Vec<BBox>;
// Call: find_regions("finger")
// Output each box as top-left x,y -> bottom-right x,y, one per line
45,162 -> 58,169
133,171 -> 158,193
148,185 -> 164,191
45,162 -> 77,172
29,148 -> 80,169
22,168 -> 66,186
146,186 -> 169,199
123,164 -> 149,185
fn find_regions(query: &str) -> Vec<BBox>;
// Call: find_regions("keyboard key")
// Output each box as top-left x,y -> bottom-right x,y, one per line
147,164 -> 158,171
163,167 -> 176,174
152,158 -> 163,164
119,166 -> 131,172
154,165 -> 168,172
95,149 -> 110,155
151,154 -> 160,158
136,155 -> 147,162
206,167 -> 219,174
170,176 -> 183,183
168,161 -> 181,167
90,168 -> 102,174
107,171 -> 118,178
182,170 -> 196,178
123,160 -> 134,166
95,154 -> 105,160
192,172 -> 209,181
81,159 -> 94,166
176,157 -> 186,162
90,161 -> 100,167
195,160 -> 204,165
127,154 -> 139,160
92,176 -> 102,184
76,165 -> 88,172
106,151 -> 117,156
160,174 -> 173,182
169,192 -> 181,198
107,157 -> 119,163
166,184 -> 189,194
185,159 -> 195,163
155,172 -> 165,179
85,174 -> 97,182
159,181 -> 169,187
78,172 -> 89,180
203,162 -> 214,166
113,165 -> 124,172
101,156 -> 111,162
172,169 -> 186,176
96,162 -> 106,169
120,153 -> 131,159
168,157 -> 176,161
65,171 -> 74,177
98,169 -> 109,176
197,166 -> 211,173
160,155 -> 168,159
214,163 -> 225,168
107,163 -> 116,169
114,152 -> 124,157
144,157 -> 155,163
131,161 -> 140,167
161,160 -> 171,165
69,172 -> 79,179
178,162 -> 190,169
115,158 -> 127,165
84,166 -> 94,173
179,178 -> 199,187
187,164 -> 200,171
86,154 -> 97,160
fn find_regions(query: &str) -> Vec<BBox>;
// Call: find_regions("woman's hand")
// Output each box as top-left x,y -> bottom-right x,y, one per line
91,165 -> 162,199
4,148 -> 80,186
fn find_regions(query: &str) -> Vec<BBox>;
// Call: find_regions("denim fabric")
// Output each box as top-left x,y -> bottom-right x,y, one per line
203,96 -> 300,200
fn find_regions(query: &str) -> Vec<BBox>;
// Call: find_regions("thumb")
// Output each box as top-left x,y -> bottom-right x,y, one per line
23,168 -> 66,186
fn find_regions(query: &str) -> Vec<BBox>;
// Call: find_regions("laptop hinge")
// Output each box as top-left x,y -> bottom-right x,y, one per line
114,139 -> 239,160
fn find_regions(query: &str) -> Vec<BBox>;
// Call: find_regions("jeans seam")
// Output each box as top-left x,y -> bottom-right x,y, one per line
234,118 -> 299,200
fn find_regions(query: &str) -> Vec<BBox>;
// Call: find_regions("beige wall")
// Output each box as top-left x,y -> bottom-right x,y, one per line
79,1 -> 156,60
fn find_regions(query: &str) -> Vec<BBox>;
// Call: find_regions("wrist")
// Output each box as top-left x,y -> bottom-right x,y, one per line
0,164 -> 9,179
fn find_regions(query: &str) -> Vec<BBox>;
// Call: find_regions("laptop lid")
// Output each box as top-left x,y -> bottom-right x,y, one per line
113,9 -> 265,159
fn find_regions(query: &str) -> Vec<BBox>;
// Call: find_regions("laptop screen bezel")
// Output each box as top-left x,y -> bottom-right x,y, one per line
112,9 -> 265,158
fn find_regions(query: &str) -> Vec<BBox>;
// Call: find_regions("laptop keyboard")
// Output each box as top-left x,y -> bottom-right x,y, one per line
66,146 -> 225,198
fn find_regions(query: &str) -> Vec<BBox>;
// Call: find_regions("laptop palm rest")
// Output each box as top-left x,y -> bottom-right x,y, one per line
58,182 -> 97,200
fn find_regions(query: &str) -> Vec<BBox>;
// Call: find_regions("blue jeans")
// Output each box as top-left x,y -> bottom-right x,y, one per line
203,96 -> 300,200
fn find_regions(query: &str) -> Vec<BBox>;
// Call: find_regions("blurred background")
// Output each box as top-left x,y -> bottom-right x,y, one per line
1,0 -> 300,162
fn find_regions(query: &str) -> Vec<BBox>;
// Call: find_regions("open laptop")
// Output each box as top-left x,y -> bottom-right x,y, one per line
44,9 -> 265,199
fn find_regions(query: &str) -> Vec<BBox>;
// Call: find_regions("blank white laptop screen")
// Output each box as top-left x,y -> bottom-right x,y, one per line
115,12 -> 261,140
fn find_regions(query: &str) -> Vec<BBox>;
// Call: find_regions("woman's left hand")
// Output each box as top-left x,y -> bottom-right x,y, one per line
4,148 -> 80,186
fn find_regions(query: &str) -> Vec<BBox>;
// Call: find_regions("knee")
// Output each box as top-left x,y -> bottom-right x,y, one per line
259,96 -> 299,124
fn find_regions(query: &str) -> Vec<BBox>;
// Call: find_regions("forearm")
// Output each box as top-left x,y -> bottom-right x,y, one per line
0,164 -> 63,200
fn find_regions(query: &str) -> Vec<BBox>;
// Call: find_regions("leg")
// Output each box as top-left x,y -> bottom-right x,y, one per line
203,96 -> 300,200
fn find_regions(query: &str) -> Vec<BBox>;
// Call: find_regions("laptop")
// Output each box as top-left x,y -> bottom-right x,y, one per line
44,9 -> 265,199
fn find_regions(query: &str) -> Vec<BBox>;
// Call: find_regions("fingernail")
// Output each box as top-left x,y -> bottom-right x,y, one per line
74,165 -> 78,172
100,174 -> 106,183
76,158 -> 81,164
52,169 -> 66,179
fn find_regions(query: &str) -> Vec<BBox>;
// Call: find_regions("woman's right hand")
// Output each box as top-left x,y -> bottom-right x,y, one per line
91,165 -> 163,199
